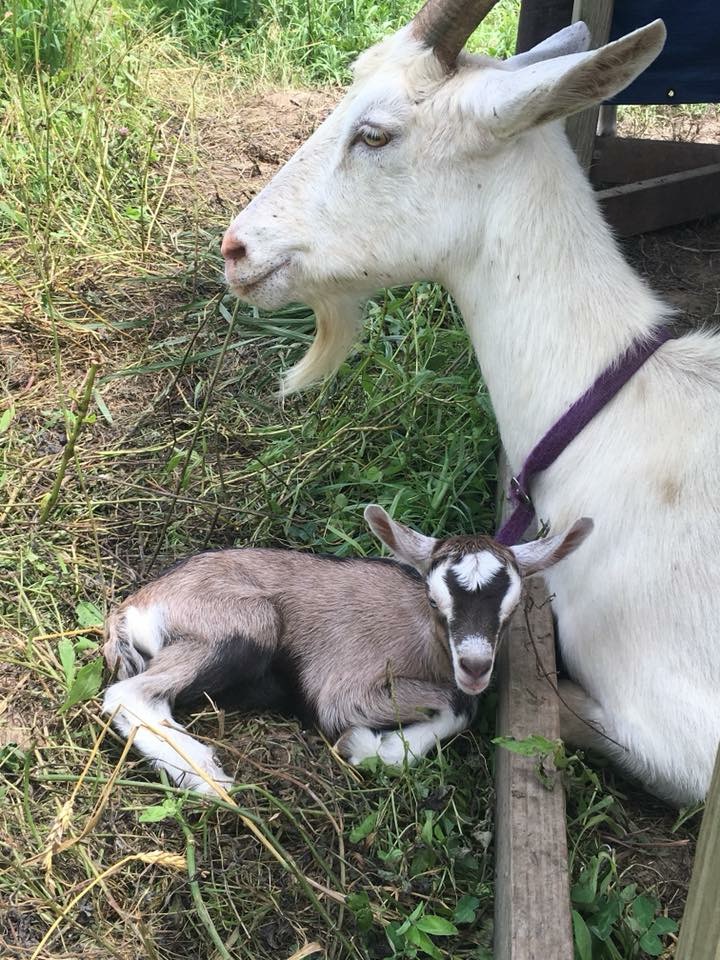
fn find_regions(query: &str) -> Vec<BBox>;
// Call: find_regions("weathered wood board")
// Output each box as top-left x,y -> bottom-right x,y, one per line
590,136 -> 720,185
597,163 -> 720,237
494,461 -> 573,959
565,0 -> 614,171
675,745 -> 720,960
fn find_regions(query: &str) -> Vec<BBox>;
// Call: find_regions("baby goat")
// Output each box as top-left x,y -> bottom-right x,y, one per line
103,506 -> 592,794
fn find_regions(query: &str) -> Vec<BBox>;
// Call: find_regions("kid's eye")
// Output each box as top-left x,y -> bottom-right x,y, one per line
428,597 -> 438,609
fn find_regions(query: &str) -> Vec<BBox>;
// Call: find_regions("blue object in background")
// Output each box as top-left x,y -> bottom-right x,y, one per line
608,1 -> 720,104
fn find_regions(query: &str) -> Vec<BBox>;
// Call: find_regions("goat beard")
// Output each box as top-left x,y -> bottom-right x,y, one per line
279,295 -> 364,397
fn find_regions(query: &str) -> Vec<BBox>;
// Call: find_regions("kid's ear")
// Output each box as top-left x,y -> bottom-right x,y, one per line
510,518 -> 593,577
477,20 -> 665,140
364,504 -> 438,573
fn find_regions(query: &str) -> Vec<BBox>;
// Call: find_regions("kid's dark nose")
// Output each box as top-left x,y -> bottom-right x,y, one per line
459,656 -> 492,680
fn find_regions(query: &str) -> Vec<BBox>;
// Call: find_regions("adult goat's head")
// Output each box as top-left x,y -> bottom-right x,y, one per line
222,1 -> 665,394
365,504 -> 593,695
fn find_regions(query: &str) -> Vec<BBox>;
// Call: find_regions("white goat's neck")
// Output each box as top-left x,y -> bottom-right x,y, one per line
446,125 -> 669,469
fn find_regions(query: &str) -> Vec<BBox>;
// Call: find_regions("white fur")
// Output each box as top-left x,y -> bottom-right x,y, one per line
222,19 -> 720,802
452,551 -> 502,590
426,563 -> 454,619
341,708 -> 468,766
123,604 -> 166,659
338,726 -> 383,765
377,708 -> 469,763
456,634 -> 494,662
499,567 -> 522,622
103,679 -> 233,795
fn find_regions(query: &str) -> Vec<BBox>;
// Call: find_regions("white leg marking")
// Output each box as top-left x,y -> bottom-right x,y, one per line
377,707 -> 469,765
103,679 -> 233,796
123,604 -> 167,660
337,726 -> 383,765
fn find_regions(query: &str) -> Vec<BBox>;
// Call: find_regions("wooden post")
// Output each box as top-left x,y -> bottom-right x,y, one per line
494,459 -> 573,959
516,0 -> 574,53
565,0 -> 614,170
675,745 -> 720,960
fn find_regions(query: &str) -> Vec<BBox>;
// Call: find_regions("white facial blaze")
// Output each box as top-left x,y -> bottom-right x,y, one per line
499,567 -> 523,623
452,551 -> 503,591
426,563 -> 454,620
456,634 -> 494,663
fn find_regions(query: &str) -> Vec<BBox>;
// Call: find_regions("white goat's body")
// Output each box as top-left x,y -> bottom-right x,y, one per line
452,126 -> 720,804
221,13 -> 720,802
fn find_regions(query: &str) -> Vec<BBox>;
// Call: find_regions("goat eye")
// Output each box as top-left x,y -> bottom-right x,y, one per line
428,597 -> 438,609
359,127 -> 390,148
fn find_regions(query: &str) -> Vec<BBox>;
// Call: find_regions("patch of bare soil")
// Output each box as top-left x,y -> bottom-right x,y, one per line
623,218 -> 720,325
165,88 -> 340,216
610,108 -> 720,325
596,775 -> 699,921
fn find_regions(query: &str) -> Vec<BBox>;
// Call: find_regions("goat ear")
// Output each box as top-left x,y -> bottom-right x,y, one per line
364,504 -> 437,573
504,21 -> 591,70
510,517 -> 593,577
485,20 -> 665,139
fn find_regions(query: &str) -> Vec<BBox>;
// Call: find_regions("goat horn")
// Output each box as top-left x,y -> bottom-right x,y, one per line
410,0 -> 499,70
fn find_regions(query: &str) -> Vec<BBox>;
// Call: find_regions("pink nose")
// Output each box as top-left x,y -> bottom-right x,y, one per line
221,231 -> 247,262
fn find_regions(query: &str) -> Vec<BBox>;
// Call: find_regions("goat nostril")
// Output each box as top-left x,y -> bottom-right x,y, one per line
221,232 -> 247,262
459,657 -> 492,679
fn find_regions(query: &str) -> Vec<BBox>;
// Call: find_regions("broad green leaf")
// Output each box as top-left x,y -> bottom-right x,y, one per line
397,902 -> 425,936
421,810 -> 435,846
378,846 -> 402,866
346,891 -> 373,933
415,915 -> 458,937
385,921 -> 403,951
0,406 -> 14,434
139,798 -> 180,822
571,856 -> 600,906
637,915 -> 679,955
630,894 -> 659,933
492,734 -> 558,757
405,925 -> 443,958
60,658 -> 104,711
588,893 -> 622,941
349,810 -> 378,843
620,883 -> 638,903
453,895 -> 480,925
58,638 -> 76,687
74,636 -> 98,652
638,931 -> 665,957
410,847 -> 436,876
76,600 -> 103,628
572,910 -> 593,960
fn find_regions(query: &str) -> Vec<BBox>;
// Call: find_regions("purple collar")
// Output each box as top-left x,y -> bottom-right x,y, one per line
495,326 -> 678,546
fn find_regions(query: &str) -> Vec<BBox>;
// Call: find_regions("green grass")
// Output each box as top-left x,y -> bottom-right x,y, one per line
0,1 -> 700,957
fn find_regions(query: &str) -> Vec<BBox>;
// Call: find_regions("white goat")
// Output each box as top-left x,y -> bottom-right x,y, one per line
103,506 -> 590,793
221,2 -> 720,804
